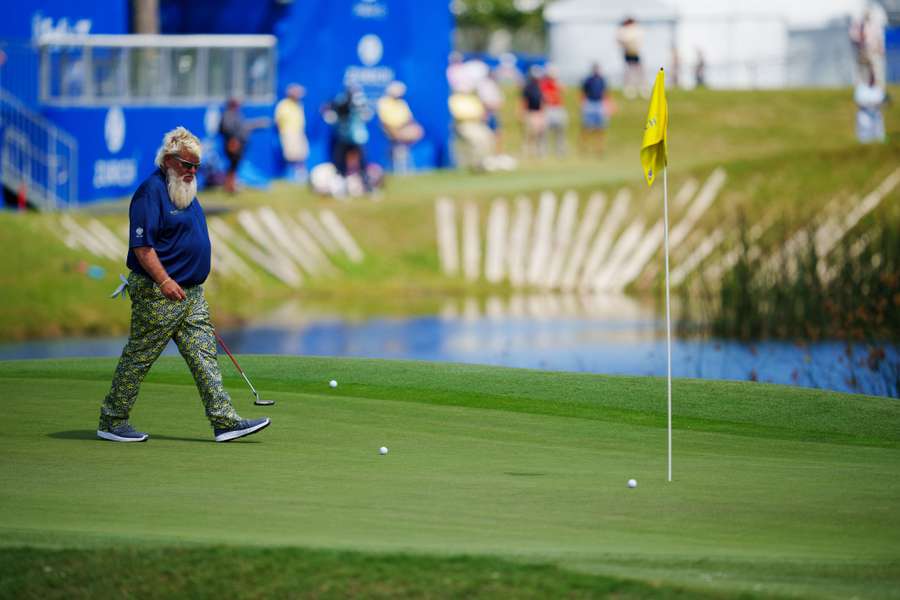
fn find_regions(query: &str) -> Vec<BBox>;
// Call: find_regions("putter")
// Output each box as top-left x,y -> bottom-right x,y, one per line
214,330 -> 274,406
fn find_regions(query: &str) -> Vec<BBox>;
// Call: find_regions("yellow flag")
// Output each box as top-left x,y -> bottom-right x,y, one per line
640,68 -> 668,187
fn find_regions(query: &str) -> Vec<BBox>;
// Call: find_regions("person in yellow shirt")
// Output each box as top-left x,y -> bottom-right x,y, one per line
448,89 -> 495,171
377,81 -> 423,173
274,83 -> 309,182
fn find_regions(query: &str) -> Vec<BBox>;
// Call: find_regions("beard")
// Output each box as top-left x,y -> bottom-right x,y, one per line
166,168 -> 197,209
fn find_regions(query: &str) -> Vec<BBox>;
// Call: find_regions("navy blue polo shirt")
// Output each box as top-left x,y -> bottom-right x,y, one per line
582,74 -> 606,101
126,169 -> 211,286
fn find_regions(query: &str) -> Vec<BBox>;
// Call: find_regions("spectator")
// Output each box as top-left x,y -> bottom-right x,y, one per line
670,43 -> 681,89
323,86 -> 373,194
274,83 -> 309,183
219,97 -> 268,193
446,51 -> 468,93
580,63 -> 609,155
616,17 -> 646,99
521,65 -> 546,158
694,48 -> 707,88
851,9 -> 887,89
854,68 -> 886,144
377,81 -> 424,174
863,9 -> 887,90
448,90 -> 494,171
477,69 -> 505,153
540,64 -> 568,157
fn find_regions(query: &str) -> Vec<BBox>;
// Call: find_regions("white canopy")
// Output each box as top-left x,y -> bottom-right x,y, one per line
545,0 -> 677,24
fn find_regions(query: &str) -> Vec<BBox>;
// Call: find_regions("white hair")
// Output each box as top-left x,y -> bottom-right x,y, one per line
154,126 -> 202,168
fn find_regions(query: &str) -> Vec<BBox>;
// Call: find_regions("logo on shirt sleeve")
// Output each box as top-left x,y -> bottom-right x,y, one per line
135,227 -> 144,238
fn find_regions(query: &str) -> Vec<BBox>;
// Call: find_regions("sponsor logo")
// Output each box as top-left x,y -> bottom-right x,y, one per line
345,34 -> 394,89
343,65 -> 394,87
353,0 -> 388,19
135,227 -> 144,237
357,34 -> 383,67
104,106 -> 125,154
32,13 -> 92,40
93,159 -> 137,188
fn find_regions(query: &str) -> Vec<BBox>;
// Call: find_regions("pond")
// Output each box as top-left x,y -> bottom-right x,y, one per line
1,295 -> 896,398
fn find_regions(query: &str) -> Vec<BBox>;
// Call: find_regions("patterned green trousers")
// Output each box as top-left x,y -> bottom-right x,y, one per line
99,272 -> 241,430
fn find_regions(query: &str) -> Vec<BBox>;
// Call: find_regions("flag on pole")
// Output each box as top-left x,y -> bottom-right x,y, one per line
641,67 -> 674,482
640,68 -> 668,187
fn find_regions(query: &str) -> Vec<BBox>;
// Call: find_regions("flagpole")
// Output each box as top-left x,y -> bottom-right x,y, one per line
663,165 -> 672,483
640,67 -> 671,482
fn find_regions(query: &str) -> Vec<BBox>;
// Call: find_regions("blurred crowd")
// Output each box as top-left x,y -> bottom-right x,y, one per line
209,16 -> 664,199
210,10 -> 889,200
213,17 -> 657,200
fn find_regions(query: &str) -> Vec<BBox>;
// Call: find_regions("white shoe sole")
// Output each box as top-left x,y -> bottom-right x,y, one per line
214,418 -> 271,442
97,430 -> 149,442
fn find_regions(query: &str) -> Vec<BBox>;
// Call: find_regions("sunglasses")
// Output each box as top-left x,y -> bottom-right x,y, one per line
171,155 -> 201,170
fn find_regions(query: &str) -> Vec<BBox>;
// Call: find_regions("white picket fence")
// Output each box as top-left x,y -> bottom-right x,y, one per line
436,169 -> 727,292
51,207 -> 364,289
47,166 -> 898,295
435,167 -> 898,292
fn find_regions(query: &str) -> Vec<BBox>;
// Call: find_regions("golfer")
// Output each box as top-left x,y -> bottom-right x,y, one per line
97,126 -> 270,443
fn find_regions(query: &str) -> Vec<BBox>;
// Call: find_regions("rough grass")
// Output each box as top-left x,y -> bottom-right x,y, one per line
0,547 -> 734,600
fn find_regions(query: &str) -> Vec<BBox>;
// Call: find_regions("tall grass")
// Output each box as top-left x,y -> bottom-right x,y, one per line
681,217 -> 899,396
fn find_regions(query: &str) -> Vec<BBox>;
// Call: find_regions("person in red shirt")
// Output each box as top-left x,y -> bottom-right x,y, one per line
540,64 -> 568,157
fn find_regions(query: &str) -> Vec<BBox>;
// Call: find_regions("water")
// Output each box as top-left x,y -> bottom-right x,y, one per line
1,312 -> 896,398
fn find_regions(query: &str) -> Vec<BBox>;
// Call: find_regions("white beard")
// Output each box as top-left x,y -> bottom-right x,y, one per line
166,168 -> 197,209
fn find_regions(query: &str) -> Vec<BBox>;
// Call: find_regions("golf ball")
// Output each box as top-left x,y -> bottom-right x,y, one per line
627,478 -> 638,488
379,446 -> 389,455
329,379 -> 337,388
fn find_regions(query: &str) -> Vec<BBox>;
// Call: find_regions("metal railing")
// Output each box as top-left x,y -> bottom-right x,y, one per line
37,33 -> 277,106
0,87 -> 78,210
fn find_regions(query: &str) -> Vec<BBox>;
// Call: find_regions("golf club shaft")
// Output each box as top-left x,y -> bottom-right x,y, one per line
214,330 -> 260,400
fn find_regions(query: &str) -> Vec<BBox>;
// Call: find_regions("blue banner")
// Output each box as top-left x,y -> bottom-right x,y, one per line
43,103 -> 275,202
163,0 -> 453,172
0,0 -> 127,40
22,0 -> 452,203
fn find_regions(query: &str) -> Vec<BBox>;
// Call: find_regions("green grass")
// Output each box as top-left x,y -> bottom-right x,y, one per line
1,356 -> 898,598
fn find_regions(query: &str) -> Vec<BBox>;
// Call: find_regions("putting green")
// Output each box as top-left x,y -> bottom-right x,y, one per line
1,356 -> 898,598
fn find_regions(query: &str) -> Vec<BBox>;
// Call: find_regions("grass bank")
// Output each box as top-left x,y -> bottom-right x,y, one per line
1,87 -> 899,341
0,356 -> 898,598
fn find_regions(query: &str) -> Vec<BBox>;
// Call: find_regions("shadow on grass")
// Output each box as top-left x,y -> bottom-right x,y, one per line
47,430 -> 262,444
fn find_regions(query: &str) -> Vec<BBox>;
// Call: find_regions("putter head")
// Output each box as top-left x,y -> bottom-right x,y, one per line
252,390 -> 275,406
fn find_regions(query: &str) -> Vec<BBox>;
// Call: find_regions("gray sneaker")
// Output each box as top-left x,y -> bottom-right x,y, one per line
214,417 -> 271,442
97,423 -> 149,442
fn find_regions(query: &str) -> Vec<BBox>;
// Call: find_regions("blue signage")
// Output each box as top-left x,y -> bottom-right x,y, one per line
11,0 -> 452,203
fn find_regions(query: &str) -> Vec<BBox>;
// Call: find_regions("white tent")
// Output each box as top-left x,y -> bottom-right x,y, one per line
545,0 -> 876,88
545,0 -> 677,87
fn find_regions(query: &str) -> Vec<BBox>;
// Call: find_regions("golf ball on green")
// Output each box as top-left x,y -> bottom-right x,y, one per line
379,446 -> 389,455
329,379 -> 337,388
628,479 -> 637,488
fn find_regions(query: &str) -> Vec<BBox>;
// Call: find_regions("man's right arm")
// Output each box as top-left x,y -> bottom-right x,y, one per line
133,246 -> 186,301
